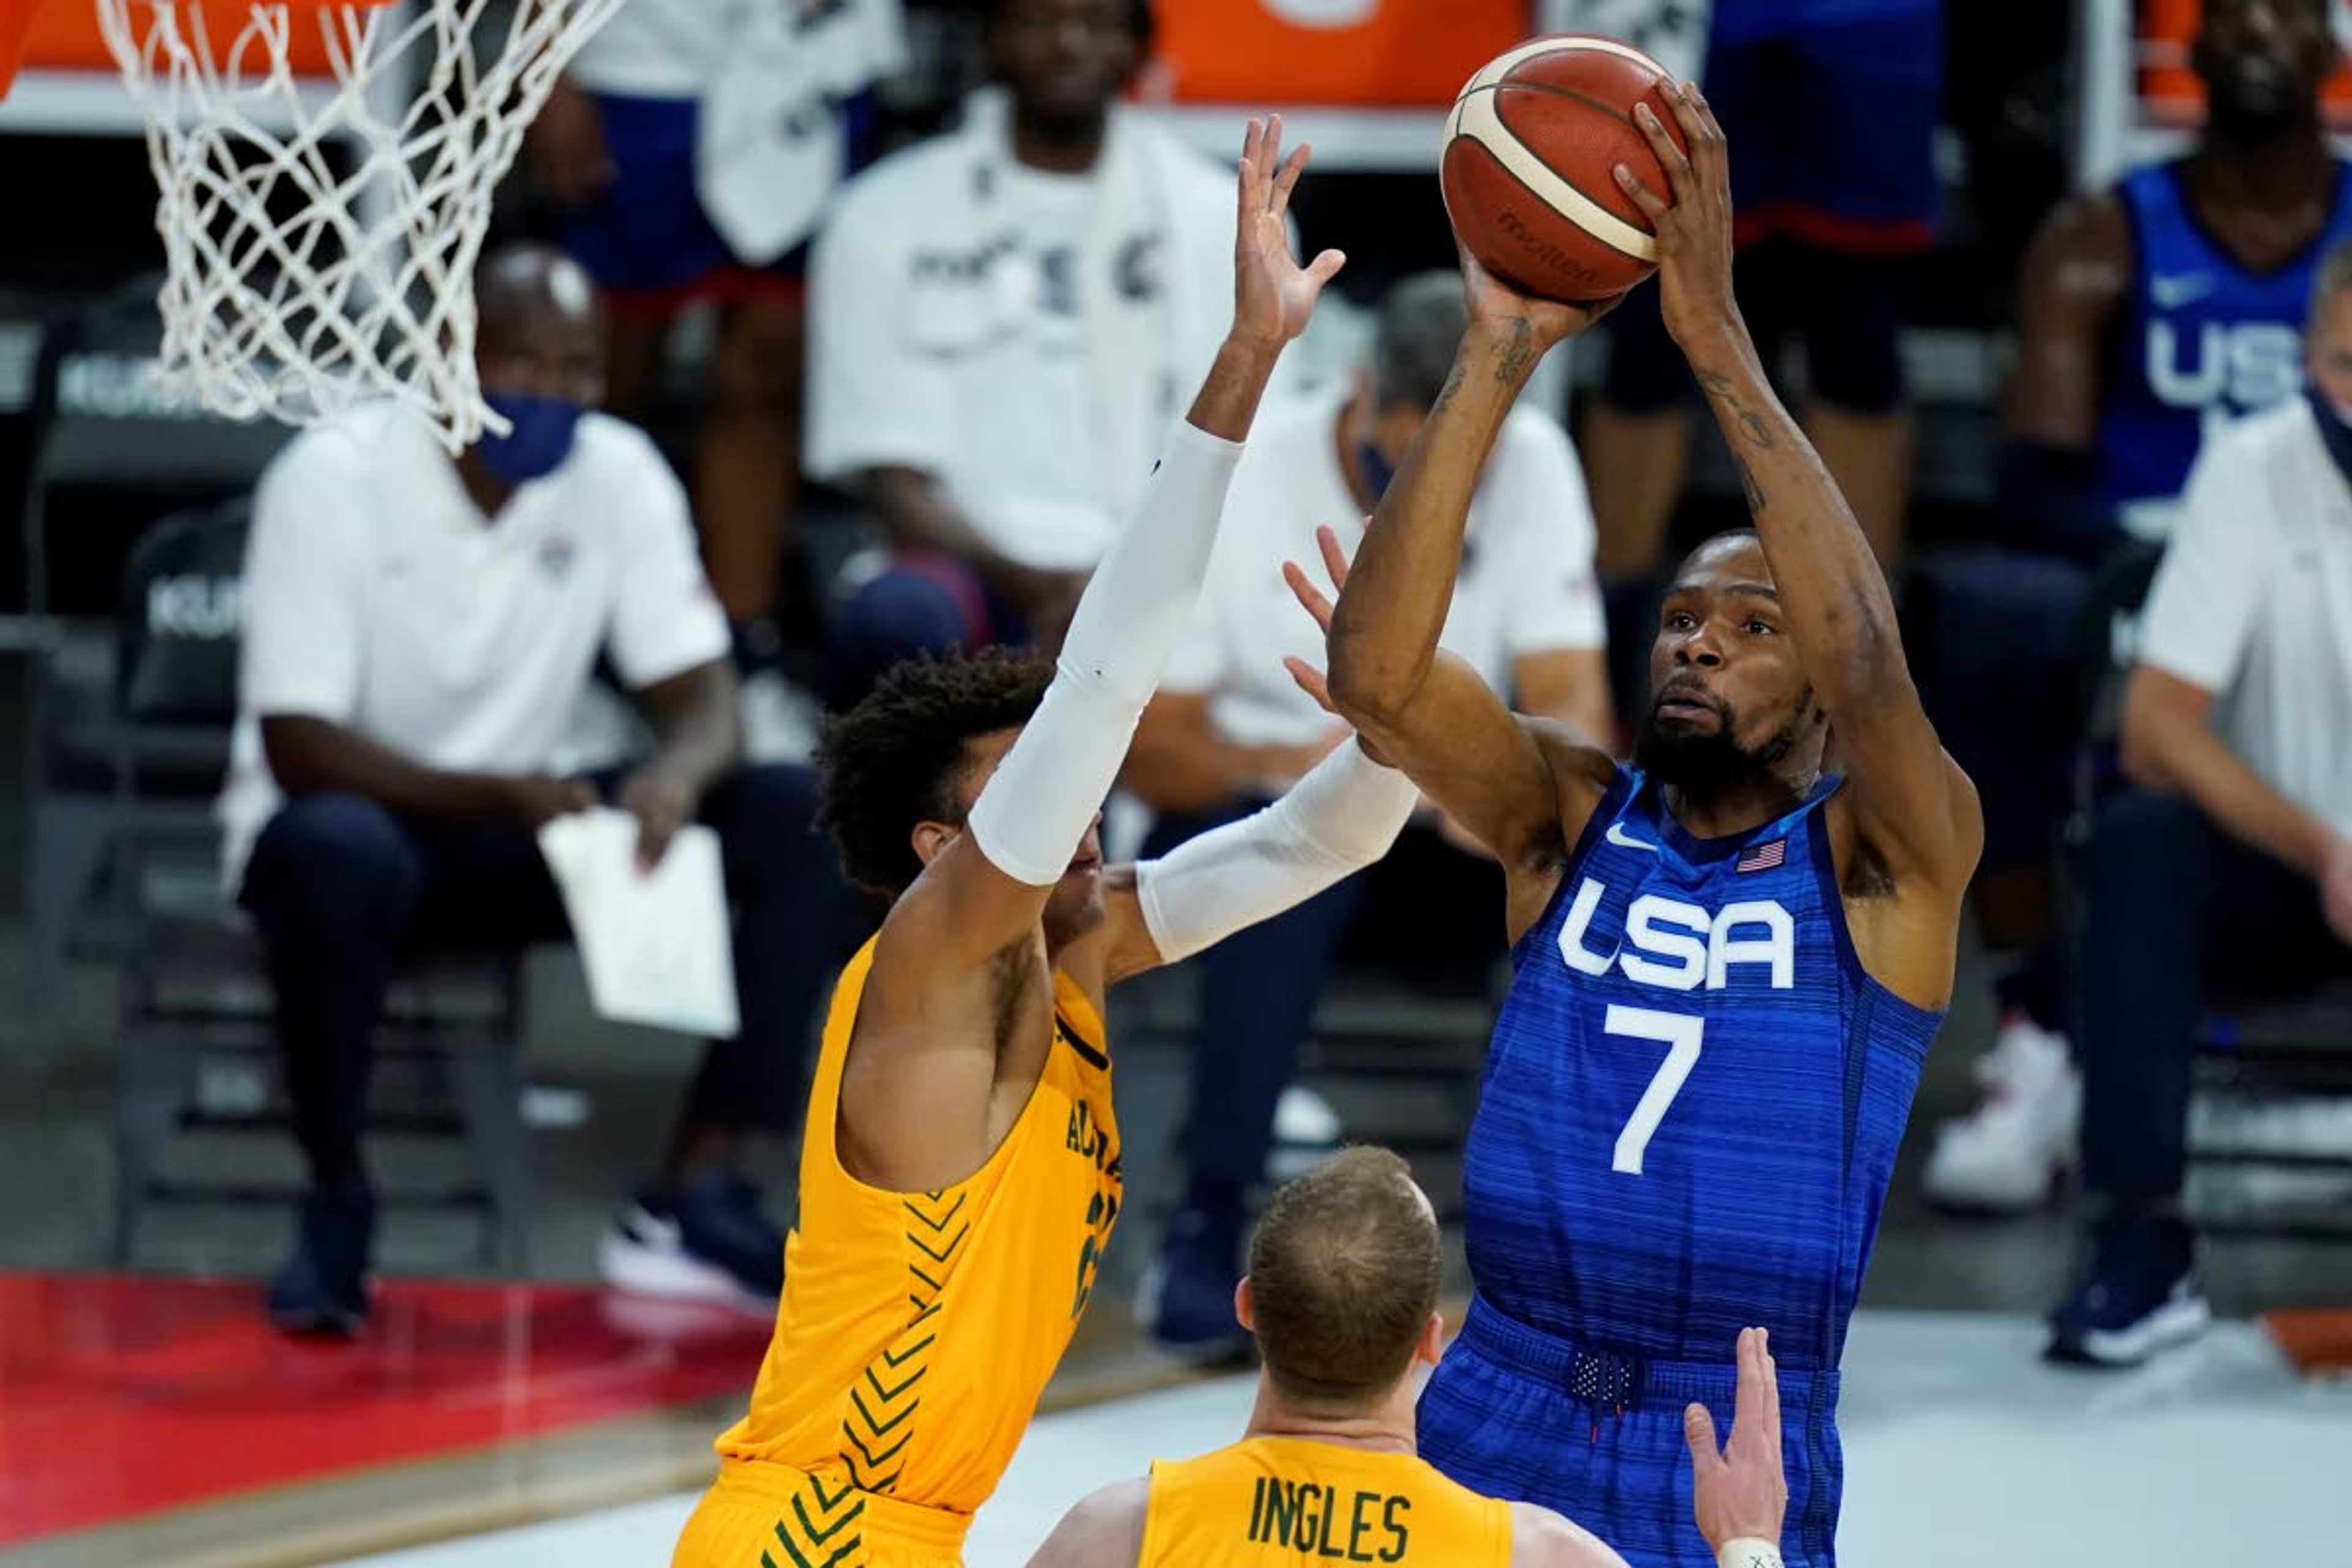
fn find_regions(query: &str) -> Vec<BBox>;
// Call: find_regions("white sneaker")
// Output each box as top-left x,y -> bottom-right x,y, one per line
1923,1015 -> 2081,1213
1267,1085 -> 1344,1183
741,669 -> 820,766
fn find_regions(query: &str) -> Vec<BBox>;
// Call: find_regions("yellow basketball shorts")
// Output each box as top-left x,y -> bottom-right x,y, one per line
673,1458 -> 972,1568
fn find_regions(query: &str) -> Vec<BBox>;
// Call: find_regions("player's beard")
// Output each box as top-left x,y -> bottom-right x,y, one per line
1634,693 -> 1810,802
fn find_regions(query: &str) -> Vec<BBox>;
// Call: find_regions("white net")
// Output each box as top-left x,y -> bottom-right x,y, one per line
96,0 -> 624,450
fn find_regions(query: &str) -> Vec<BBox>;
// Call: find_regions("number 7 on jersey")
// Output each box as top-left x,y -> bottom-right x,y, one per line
1606,1005 -> 1704,1175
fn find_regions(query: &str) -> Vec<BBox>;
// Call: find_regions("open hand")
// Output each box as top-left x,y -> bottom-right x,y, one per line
1279,522 -> 1393,767
1613,80 -> 1741,349
1686,1327 -> 1788,1556
1231,115 -> 1347,350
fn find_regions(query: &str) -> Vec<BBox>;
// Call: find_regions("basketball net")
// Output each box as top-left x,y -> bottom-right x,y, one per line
96,0 -> 624,450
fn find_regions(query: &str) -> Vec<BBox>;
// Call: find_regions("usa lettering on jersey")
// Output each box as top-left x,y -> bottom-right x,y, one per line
1555,877 -> 1795,992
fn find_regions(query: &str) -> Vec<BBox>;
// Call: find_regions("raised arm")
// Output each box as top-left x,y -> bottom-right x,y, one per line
1617,85 -> 1981,928
842,121 -> 1343,1189
1322,285 -> 1615,936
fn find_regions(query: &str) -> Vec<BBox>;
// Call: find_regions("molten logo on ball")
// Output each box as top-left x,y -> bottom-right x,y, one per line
1441,34 -> 1689,303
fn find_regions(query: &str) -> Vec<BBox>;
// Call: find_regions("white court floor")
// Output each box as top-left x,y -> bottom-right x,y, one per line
335,1310 -> 2350,1568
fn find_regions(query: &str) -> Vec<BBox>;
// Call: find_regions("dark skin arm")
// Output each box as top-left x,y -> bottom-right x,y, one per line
1619,85 -> 1983,1006
2006,192 -> 2132,450
859,464 -> 1085,631
618,657 -> 744,871
262,717 -> 596,828
1321,296 -> 1616,944
843,119 -> 1346,1192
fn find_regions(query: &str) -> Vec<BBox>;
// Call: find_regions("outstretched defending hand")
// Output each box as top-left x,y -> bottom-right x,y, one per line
1280,522 -> 1392,767
1231,115 -> 1347,350
1687,1327 -> 1789,1561
1613,80 -> 1741,350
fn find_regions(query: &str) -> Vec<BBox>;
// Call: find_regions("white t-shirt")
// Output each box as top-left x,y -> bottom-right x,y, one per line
804,105 -> 1240,572
1162,389 -> 1607,748
217,403 -> 733,885
568,0 -> 902,99
2137,396 -> 2352,837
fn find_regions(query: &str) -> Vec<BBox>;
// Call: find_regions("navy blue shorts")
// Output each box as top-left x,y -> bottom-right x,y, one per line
1704,3 -> 1943,254
1419,1298 -> 1844,1568
560,91 -> 869,317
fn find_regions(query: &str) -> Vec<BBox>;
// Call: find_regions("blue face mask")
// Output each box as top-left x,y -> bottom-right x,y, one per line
2310,387 -> 2352,486
1357,439 -> 1398,503
475,393 -> 582,486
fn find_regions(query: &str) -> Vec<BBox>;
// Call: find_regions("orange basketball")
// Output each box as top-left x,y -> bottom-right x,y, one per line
1441,35 -> 1691,303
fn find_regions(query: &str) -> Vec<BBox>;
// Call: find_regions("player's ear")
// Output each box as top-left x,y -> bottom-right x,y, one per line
1233,1276 -> 1255,1333
911,820 -> 959,869
1416,1310 -> 1445,1368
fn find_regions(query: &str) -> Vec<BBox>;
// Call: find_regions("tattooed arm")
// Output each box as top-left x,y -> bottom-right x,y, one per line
1616,81 -> 1981,1001
1323,282 -> 1616,943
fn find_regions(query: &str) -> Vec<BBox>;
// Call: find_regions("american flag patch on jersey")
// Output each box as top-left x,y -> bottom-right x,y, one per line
1736,839 -> 1787,873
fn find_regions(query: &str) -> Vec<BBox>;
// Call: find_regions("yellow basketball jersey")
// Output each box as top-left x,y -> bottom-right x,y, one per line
712,935 -> 1122,1539
1140,1438 -> 1513,1568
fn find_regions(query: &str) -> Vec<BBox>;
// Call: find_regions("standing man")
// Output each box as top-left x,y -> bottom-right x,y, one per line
532,0 -> 904,720
228,247 -> 846,1332
1125,270 -> 1613,1358
1923,0 -> 2352,1213
1322,87 -> 1978,1567
1029,1147 -> 1792,1568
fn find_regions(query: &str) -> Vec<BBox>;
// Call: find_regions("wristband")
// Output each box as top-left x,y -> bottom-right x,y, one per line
1716,1540 -> 1783,1568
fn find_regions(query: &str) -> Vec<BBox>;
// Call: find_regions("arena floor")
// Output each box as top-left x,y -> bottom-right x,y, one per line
317,1311 -> 2344,1568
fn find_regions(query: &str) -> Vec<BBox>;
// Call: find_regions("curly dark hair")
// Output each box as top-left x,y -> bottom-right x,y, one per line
815,647 -> 1058,897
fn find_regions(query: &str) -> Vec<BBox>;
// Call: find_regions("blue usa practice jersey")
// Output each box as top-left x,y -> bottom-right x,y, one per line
2098,157 -> 2352,513
1464,770 -> 1943,1379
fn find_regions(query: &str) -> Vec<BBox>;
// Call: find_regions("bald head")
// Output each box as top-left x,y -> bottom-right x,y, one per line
472,244 -> 603,409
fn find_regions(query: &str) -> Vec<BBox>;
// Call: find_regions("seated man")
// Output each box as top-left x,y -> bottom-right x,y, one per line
804,0 -> 1245,698
1030,1147 -> 1792,1568
1924,0 -> 2352,1214
222,245 -> 843,1335
1124,271 -> 1612,1357
2048,236 -> 2352,1368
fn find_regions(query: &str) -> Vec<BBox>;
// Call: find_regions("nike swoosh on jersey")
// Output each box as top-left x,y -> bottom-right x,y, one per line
2149,273 -> 2216,309
1605,822 -> 1659,853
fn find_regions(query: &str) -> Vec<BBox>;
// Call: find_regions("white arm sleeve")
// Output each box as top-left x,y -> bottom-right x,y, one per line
1132,740 -> 1419,965
964,420 -> 1245,885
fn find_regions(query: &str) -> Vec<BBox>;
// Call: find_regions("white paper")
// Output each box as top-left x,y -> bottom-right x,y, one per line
537,808 -> 740,1039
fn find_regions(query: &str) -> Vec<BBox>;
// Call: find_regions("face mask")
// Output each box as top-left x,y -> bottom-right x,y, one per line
474,393 -> 582,486
1357,439 -> 1398,503
2310,388 -> 2352,486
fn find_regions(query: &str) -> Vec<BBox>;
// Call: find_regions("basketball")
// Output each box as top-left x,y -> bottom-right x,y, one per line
1441,35 -> 1691,303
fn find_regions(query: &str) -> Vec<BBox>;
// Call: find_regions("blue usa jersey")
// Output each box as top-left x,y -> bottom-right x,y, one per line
1463,770 -> 1942,1379
2098,158 -> 2352,513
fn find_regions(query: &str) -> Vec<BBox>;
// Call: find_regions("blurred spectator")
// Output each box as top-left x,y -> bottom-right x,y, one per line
1122,273 -> 1612,1359
1923,0 -> 2351,1213
222,247 -> 845,1335
530,0 -> 905,747
1582,0 -> 1940,631
2046,238 -> 2352,1366
804,0 -> 1242,704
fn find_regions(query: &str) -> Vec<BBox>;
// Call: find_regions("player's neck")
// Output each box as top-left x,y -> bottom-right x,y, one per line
1010,109 -> 1107,175
1659,771 -> 1814,843
1243,1380 -> 1419,1457
453,450 -> 514,524
2193,118 -> 2334,210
